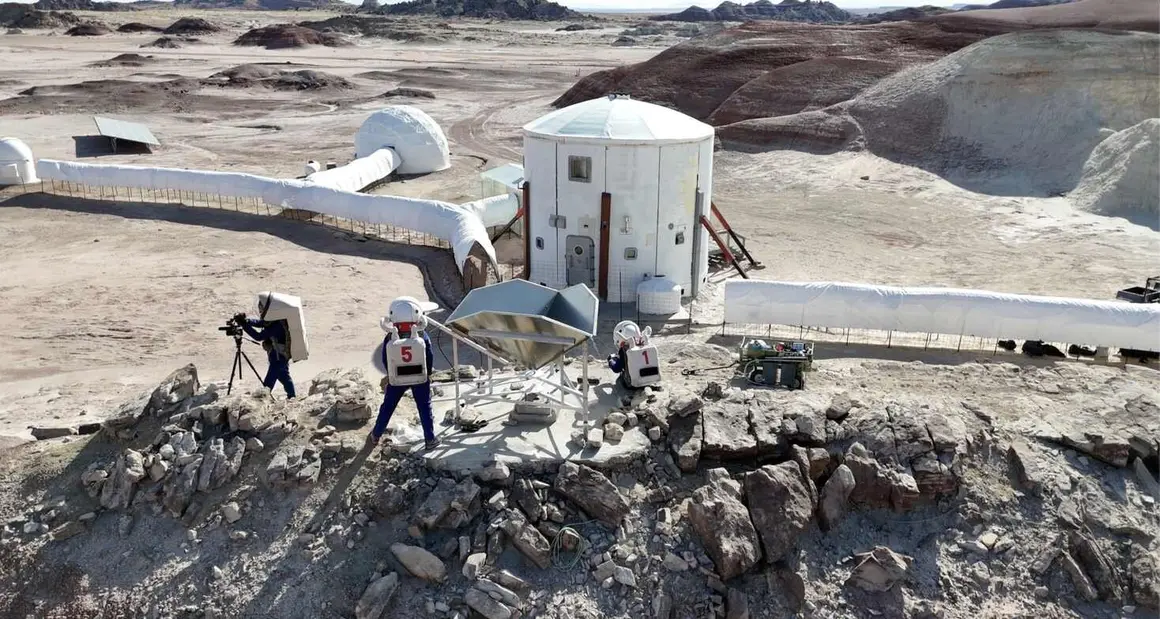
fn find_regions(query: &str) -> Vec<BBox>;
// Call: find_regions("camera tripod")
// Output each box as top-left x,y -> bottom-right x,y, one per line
227,333 -> 265,395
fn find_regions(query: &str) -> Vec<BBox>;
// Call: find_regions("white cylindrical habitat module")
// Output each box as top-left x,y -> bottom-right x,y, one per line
0,137 -> 37,185
304,160 -> 321,176
637,276 -> 683,315
355,105 -> 451,175
521,94 -> 714,303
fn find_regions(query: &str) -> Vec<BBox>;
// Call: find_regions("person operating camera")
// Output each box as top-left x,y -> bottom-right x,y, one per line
234,312 -> 297,399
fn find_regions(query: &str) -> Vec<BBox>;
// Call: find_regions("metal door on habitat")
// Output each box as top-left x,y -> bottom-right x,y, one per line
565,235 -> 596,289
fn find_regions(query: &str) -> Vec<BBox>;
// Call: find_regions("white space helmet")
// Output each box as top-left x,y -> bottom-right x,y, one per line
382,296 -> 426,332
613,320 -> 650,347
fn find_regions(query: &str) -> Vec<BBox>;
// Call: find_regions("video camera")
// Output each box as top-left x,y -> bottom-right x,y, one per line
218,313 -> 252,339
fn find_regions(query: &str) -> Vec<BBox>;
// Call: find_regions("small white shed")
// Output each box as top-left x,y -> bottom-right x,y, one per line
521,94 -> 714,303
0,137 -> 37,185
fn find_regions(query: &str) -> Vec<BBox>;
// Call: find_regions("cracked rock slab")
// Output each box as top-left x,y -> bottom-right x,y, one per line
701,401 -> 757,459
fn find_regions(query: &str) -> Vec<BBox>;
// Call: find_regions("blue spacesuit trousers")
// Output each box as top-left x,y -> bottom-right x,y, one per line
373,382 -> 435,442
263,355 -> 296,398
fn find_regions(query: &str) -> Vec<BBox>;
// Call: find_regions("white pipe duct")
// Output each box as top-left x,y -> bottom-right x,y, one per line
306,148 -> 401,194
459,192 -> 520,228
724,279 -> 1160,351
35,158 -> 504,276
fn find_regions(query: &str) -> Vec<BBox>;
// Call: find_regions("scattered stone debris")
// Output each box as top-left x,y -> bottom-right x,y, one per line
847,546 -> 913,592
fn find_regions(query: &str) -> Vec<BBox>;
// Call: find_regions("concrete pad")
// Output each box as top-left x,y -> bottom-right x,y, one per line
419,366 -> 652,474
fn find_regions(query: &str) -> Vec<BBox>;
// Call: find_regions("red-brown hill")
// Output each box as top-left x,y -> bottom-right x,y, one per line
553,21 -> 987,125
926,0 -> 1159,34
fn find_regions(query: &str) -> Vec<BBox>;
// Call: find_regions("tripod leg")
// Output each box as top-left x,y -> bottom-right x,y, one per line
240,350 -> 269,391
227,348 -> 241,395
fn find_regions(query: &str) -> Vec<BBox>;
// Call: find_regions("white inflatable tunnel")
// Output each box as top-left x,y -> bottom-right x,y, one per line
724,280 -> 1160,351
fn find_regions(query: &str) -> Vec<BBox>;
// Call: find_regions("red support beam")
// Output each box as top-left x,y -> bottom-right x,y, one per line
599,192 -> 611,298
521,181 -> 531,280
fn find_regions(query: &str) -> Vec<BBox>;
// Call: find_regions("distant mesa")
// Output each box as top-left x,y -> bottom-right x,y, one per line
204,64 -> 355,91
65,21 -> 110,36
0,5 -> 81,29
375,0 -> 581,20
162,17 -> 220,35
651,0 -> 850,23
986,0 -> 1074,8
117,22 -> 165,33
926,0 -> 1158,33
141,35 -> 200,48
855,5 -> 954,23
32,0 -> 138,11
91,53 -> 156,66
171,0 -> 357,9
557,23 -> 600,31
233,24 -> 350,49
297,16 -> 450,42
382,87 -> 435,99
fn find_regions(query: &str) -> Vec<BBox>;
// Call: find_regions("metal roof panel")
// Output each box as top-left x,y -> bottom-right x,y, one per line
93,116 -> 160,147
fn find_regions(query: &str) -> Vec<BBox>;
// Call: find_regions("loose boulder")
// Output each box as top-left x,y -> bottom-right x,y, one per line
356,572 -> 399,619
701,401 -> 758,459
309,368 -> 377,423
146,364 -> 200,417
99,449 -> 146,510
745,462 -> 815,563
846,546 -> 912,592
669,410 -> 703,472
688,470 -> 762,580
818,464 -> 855,530
390,544 -> 446,582
554,462 -> 629,526
1130,542 -> 1159,610
500,508 -> 553,569
667,388 -> 703,418
413,477 -> 481,530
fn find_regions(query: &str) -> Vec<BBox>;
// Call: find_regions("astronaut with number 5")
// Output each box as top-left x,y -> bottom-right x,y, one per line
369,296 -> 440,450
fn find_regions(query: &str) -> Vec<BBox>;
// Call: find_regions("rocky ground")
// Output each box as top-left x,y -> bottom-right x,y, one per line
0,348 -> 1156,619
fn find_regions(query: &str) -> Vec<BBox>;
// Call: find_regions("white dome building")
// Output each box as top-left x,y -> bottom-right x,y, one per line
354,106 -> 451,175
0,137 -> 37,185
521,95 -> 714,303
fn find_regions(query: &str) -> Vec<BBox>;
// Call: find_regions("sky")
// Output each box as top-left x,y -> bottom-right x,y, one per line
565,0 -> 961,8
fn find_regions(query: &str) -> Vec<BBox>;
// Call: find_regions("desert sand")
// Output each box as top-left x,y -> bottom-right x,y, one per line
0,9 -> 1157,619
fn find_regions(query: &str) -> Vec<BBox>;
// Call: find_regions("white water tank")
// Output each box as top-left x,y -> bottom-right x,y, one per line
637,276 -> 682,314
0,137 -> 37,185
304,160 -> 321,175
